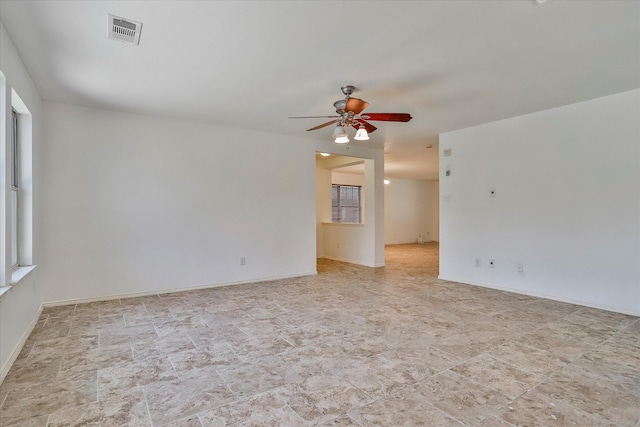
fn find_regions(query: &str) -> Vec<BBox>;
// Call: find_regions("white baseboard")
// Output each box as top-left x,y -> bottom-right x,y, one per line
0,304 -> 43,384
43,271 -> 317,307
438,275 -> 640,317
321,256 -> 384,268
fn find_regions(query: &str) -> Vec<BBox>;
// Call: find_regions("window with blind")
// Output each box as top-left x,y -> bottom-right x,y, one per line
332,184 -> 361,223
11,110 -> 19,267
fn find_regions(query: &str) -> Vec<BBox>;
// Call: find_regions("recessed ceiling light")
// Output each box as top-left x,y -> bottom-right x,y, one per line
527,0 -> 551,6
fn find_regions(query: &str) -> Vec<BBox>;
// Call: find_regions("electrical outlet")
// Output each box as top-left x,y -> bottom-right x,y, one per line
240,257 -> 246,265
489,259 -> 495,268
444,194 -> 451,202
517,263 -> 524,273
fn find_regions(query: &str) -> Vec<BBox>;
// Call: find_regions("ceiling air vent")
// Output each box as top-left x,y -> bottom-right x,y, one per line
108,14 -> 142,45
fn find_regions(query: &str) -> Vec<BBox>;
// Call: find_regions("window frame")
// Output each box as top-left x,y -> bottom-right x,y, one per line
11,109 -> 19,269
331,184 -> 362,224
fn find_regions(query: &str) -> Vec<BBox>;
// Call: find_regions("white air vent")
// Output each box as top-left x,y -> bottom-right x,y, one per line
108,14 -> 142,45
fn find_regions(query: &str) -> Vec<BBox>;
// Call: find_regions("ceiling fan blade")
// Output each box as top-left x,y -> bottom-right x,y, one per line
354,119 -> 377,134
345,97 -> 369,114
289,115 -> 340,119
306,119 -> 340,131
360,113 -> 412,122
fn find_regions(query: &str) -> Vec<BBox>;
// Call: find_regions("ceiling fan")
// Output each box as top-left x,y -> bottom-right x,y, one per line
289,85 -> 412,143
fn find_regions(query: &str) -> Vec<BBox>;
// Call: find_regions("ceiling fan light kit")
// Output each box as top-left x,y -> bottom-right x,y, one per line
354,126 -> 369,141
332,124 -> 349,143
289,85 -> 412,143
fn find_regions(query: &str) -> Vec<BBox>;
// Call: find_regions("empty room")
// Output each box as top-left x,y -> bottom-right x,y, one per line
0,1 -> 638,426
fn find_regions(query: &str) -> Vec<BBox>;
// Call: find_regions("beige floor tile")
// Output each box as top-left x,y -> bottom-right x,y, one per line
499,389 -> 619,427
412,370 -> 511,426
97,356 -> 178,400
582,331 -> 640,370
198,390 -> 305,426
516,329 -> 594,358
217,357 -> 302,399
161,414 -> 203,427
535,363 -> 640,425
2,243 -> 638,426
47,389 -> 151,427
172,346 -> 236,369
487,341 -> 571,376
451,354 -> 546,400
0,373 -> 97,419
0,414 -> 49,427
143,375 -> 235,426
131,331 -> 198,361
348,393 -> 465,426
58,344 -> 133,378
315,416 -> 362,426
276,374 -> 375,425
0,355 -> 63,395
478,415 -> 516,426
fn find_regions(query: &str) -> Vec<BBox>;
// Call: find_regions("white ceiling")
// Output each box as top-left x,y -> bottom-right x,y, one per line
1,1 -> 638,180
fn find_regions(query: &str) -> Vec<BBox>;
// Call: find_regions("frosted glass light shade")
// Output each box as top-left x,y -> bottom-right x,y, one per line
354,127 -> 369,141
332,124 -> 346,138
332,124 -> 349,143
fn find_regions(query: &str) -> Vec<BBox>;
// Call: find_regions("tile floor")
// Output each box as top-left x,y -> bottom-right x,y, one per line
1,243 -> 638,426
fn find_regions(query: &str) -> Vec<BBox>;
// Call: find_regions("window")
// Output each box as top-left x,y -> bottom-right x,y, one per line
0,84 -> 34,287
11,110 -> 19,267
332,184 -> 361,223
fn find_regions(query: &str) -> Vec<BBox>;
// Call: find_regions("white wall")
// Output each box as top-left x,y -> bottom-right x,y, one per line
440,89 -> 640,315
384,178 -> 439,244
40,102 -> 319,303
315,166 -> 331,258
332,171 -> 364,186
0,21 -> 43,380
331,172 -> 440,245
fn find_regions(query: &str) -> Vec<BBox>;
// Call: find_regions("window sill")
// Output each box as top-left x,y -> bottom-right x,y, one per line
12,265 -> 37,284
0,265 -> 37,302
